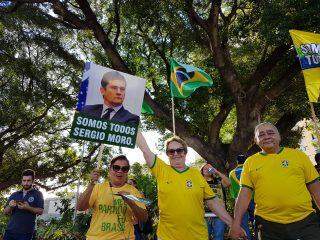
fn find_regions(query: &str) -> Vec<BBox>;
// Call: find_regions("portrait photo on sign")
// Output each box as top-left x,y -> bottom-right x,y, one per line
76,62 -> 146,125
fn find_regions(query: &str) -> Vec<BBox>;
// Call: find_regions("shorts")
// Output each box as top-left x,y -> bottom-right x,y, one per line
255,213 -> 320,240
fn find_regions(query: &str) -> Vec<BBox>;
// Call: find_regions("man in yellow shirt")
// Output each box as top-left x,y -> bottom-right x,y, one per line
77,155 -> 148,240
230,122 -> 320,240
136,131 -> 237,240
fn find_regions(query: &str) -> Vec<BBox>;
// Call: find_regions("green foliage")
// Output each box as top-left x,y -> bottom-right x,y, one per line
1,0 -> 320,191
130,162 -> 158,219
0,5 -> 91,191
35,192 -> 89,240
219,107 -> 237,144
0,195 -> 9,235
305,120 -> 320,150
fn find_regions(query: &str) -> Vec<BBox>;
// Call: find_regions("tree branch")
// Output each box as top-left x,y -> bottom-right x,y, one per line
209,101 -> 233,146
276,111 -> 302,139
74,0 -> 129,72
185,0 -> 208,31
136,28 -> 170,87
186,1 -> 242,100
113,0 -> 121,46
32,35 -> 84,69
0,101 -> 55,142
219,0 -> 238,26
136,27 -> 170,68
35,179 -> 77,191
254,60 -> 300,111
0,144 -> 99,191
50,0 -> 89,29
247,44 -> 291,98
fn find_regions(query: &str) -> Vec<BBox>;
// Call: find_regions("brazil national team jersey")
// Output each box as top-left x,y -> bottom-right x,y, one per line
87,182 -> 146,240
151,156 -> 215,240
240,147 -> 319,224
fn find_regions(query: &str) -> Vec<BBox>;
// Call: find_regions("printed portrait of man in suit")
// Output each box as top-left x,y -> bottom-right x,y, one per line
81,71 -> 140,125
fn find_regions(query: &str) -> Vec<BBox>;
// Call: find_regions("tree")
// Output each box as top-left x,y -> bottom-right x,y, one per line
0,6 -> 115,190
1,0 -> 319,178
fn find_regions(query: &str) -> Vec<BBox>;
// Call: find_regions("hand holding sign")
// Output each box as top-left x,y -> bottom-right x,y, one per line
90,169 -> 101,184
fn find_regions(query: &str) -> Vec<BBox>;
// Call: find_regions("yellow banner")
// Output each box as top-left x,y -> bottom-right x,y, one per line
289,30 -> 320,102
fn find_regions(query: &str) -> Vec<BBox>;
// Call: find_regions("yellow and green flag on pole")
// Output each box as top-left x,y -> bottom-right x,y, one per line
289,30 -> 320,102
170,59 -> 213,98
141,100 -> 154,114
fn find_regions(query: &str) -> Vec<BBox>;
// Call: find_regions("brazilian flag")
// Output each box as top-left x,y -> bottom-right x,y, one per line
170,59 -> 213,98
141,100 -> 154,114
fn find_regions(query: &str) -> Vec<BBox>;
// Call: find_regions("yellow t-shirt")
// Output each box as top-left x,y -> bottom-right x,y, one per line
86,182 -> 146,240
151,157 -> 215,240
240,147 -> 319,224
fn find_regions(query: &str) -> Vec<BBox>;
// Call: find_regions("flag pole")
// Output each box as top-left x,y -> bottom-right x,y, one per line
96,144 -> 105,169
171,91 -> 176,135
309,102 -> 320,147
73,141 -> 86,225
169,59 -> 176,135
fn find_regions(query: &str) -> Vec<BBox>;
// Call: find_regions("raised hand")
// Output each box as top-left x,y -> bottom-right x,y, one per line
90,169 -> 101,183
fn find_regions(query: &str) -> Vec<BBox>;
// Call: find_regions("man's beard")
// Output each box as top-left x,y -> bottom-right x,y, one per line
23,185 -> 32,190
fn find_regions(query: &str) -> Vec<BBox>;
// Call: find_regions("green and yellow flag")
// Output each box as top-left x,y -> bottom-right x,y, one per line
170,59 -> 213,98
141,100 -> 154,115
289,30 -> 320,102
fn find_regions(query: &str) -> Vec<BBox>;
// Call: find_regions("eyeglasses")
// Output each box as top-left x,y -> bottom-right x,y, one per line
112,165 -> 130,173
110,86 -> 126,92
166,147 -> 185,156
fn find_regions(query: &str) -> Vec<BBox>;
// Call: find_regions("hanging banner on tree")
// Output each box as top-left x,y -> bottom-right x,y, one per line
289,30 -> 320,102
70,62 -> 146,148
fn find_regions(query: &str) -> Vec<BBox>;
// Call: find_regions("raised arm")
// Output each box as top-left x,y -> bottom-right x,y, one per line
77,169 -> 100,211
213,168 -> 231,187
136,130 -> 156,168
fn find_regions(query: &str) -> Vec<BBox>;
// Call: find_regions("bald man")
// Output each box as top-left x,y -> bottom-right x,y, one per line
82,71 -> 139,124
230,122 -> 320,240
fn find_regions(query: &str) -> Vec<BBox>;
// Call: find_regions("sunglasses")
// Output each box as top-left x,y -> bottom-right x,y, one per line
166,147 -> 185,155
112,165 -> 130,173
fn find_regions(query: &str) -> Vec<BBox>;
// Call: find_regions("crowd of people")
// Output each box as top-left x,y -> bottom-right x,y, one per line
3,122 -> 320,240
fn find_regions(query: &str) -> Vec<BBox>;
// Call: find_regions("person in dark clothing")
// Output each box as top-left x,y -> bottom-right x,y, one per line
3,169 -> 44,240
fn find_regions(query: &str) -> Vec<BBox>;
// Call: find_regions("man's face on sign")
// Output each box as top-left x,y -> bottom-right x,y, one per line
100,78 -> 126,107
